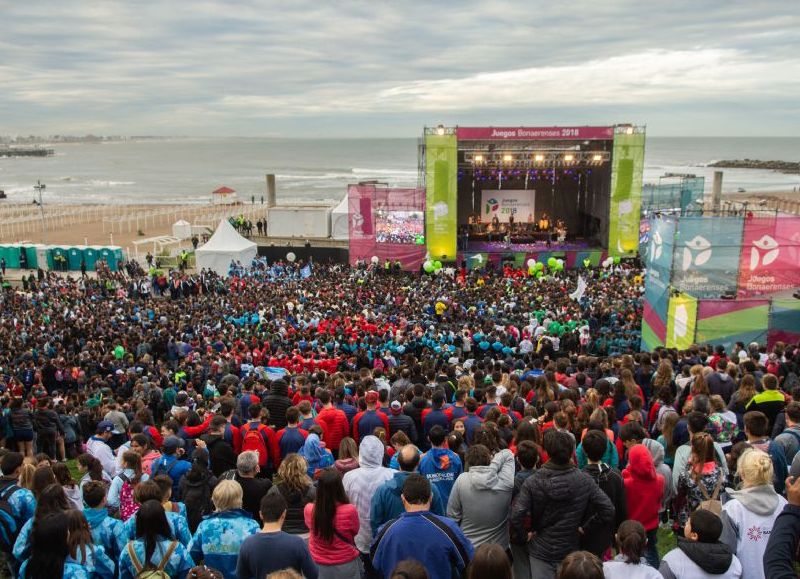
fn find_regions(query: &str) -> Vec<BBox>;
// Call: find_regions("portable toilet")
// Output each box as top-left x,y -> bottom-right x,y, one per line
50,246 -> 68,270
99,246 -> 121,271
35,246 -> 50,271
0,245 -> 8,267
67,246 -> 85,270
21,244 -> 43,270
83,246 -> 100,271
4,244 -> 21,269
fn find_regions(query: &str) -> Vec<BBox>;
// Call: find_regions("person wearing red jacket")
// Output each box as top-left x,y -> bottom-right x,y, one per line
622,443 -> 664,569
315,390 -> 350,455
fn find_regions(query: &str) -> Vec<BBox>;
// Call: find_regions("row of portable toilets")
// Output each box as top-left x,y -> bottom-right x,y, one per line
0,244 -> 125,272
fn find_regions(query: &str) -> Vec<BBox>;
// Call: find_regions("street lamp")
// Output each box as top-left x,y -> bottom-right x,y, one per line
34,180 -> 46,243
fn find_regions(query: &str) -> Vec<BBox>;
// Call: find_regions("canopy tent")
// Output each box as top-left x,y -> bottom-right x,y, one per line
211,186 -> 237,205
172,219 -> 192,239
331,196 -> 349,240
195,218 -> 257,276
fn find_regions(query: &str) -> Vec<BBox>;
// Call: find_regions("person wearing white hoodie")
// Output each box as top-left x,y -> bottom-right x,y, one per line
446,446 -> 514,549
342,435 -> 394,577
720,448 -> 787,579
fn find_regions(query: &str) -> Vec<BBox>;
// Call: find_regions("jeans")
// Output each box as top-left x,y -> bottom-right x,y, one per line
511,544 -> 531,579
529,556 -> 558,579
645,528 -> 660,569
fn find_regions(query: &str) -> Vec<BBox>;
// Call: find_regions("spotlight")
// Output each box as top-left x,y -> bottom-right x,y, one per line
592,154 -> 603,162
533,154 -> 545,162
625,127 -> 634,135
564,154 -> 574,162
436,124 -> 445,136
503,154 -> 513,162
474,154 -> 484,163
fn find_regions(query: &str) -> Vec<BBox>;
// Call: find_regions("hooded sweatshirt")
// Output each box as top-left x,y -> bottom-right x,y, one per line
342,435 -> 395,552
446,449 -> 515,548
720,484 -> 787,579
642,438 -> 675,508
298,433 -> 334,478
622,444 -> 664,531
660,539 -> 743,579
370,471 -> 445,535
418,447 -> 463,506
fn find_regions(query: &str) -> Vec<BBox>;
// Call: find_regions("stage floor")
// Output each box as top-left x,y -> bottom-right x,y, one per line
458,239 -> 608,270
465,239 -> 597,253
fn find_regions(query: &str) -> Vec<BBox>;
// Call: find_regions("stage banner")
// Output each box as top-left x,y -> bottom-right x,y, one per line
481,190 -> 535,223
425,134 -> 458,261
671,216 -> 744,299
641,216 -> 676,350
641,302 -> 667,351
768,299 -> 800,348
738,216 -> 800,297
609,132 -> 645,257
456,126 -> 614,141
695,299 -> 769,351
666,292 -> 698,349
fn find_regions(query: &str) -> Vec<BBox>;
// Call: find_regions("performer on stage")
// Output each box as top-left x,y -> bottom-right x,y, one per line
538,213 -> 550,232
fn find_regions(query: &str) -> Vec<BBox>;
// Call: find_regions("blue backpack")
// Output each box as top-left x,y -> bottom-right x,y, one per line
0,481 -> 20,553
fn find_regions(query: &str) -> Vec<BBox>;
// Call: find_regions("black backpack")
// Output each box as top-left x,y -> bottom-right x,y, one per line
181,475 -> 215,533
0,481 -> 21,553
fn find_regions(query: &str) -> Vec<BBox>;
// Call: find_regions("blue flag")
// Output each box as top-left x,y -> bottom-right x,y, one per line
300,264 -> 312,279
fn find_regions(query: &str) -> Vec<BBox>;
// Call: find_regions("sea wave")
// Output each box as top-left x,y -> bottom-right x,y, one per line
87,180 -> 136,187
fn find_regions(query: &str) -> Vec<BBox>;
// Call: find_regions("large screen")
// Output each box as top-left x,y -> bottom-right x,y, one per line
481,190 -> 535,222
376,210 -> 425,244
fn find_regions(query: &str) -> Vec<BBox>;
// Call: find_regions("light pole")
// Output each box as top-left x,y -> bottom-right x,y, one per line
34,180 -> 46,243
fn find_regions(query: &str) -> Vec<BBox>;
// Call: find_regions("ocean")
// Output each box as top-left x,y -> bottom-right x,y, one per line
1,137 -> 799,206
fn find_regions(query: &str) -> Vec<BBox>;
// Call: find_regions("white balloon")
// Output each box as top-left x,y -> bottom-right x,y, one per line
371,256 -> 379,264
286,252 -> 296,262
526,258 -> 536,268
556,258 -> 564,267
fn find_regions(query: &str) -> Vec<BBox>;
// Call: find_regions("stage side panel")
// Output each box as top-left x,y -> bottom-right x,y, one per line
348,185 -> 377,265
738,216 -> 800,297
425,134 -> 458,261
695,300 -> 770,351
609,131 -> 645,256
768,299 -> 800,349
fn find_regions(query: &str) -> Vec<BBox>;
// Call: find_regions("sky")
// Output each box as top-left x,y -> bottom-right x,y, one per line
1,0 -> 799,137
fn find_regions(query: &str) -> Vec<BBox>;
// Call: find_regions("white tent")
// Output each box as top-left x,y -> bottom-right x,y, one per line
331,196 -> 349,240
171,219 -> 192,240
195,219 -> 257,276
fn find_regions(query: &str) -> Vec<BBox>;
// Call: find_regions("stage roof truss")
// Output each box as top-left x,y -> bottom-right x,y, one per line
462,150 -> 610,168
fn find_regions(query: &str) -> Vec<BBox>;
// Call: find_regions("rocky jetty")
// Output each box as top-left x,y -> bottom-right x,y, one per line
709,159 -> 800,174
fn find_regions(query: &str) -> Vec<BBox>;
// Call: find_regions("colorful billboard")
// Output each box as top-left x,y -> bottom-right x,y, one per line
480,190 -> 535,223
671,217 -> 744,299
609,131 -> 645,256
768,299 -> 800,348
455,126 -> 614,141
695,300 -> 770,351
425,134 -> 458,261
738,216 -> 800,297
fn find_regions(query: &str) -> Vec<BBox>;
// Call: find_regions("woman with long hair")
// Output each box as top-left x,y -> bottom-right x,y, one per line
108,450 -> 148,517
728,374 -> 757,416
266,454 -> 316,535
76,453 -> 112,490
656,411 -> 680,467
180,447 -> 217,533
118,500 -> 194,579
30,465 -> 57,500
18,513 -> 89,579
602,520 -> 661,578
620,369 -> 643,403
466,543 -> 511,579
689,364 -> 709,397
188,480 -> 259,579
65,509 -> 116,579
334,437 -> 359,476
130,433 -> 162,475
720,449 -> 787,579
9,397 -> 35,458
677,433 -> 725,526
303,468 -> 360,578
52,461 -> 82,510
13,482 -> 71,562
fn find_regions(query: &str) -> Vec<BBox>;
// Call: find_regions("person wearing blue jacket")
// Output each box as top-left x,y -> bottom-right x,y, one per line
370,445 -> 445,535
418,425 -> 463,506
150,437 -> 192,500
82,481 -> 125,562
297,433 -> 334,478
18,513 -> 89,579
187,480 -> 260,579
371,474 -> 473,579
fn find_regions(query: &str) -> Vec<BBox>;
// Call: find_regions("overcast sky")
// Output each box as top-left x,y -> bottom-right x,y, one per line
2,1 -> 798,137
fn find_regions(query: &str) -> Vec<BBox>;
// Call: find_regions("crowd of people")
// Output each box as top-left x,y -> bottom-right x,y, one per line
0,258 -> 798,578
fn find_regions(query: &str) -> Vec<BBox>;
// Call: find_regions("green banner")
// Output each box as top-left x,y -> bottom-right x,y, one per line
609,131 -> 645,256
425,134 -> 458,261
666,292 -> 698,349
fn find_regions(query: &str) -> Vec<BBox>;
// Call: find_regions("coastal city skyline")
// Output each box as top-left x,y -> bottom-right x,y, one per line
2,1 -> 799,138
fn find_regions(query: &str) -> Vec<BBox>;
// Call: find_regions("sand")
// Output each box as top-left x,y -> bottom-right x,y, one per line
0,202 -> 269,257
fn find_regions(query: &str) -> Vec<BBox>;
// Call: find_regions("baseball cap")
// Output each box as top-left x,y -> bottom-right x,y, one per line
163,436 -> 185,453
365,391 -> 379,404
95,420 -> 114,434
390,400 -> 402,415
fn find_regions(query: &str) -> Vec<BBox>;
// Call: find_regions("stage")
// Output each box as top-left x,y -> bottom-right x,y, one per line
459,242 -> 608,270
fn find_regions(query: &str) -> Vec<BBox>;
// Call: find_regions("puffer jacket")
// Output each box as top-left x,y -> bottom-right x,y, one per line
511,461 -> 615,562
263,380 -> 292,430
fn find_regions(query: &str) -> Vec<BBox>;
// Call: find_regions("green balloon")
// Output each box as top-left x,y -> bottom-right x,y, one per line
583,258 -> 591,268
556,263 -> 564,271
114,345 -> 125,360
535,271 -> 544,279
423,260 -> 434,273
547,257 -> 557,268
433,260 -> 443,270
613,256 -> 621,264
528,266 -> 535,275
535,262 -> 544,271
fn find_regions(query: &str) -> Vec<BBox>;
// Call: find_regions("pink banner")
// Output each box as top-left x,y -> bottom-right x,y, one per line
456,126 -> 614,141
738,216 -> 800,297
348,185 -> 427,270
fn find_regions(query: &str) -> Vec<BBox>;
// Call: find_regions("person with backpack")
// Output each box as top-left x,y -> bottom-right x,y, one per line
65,509 -> 116,579
109,451 -> 149,521
199,416 -> 237,476
0,452 -> 36,556
122,481 -> 193,547
303,468 -> 360,578
150,437 -> 191,500
17,513 -> 90,579
743,410 -> 788,494
188,480 -> 259,579
179,448 -> 217,533
240,404 -> 278,474
118,500 -> 194,579
773,401 -> 800,465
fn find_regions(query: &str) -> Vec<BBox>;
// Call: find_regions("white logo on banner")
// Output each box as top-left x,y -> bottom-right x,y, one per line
433,202 -> 449,218
682,235 -> 712,271
650,231 -> 663,262
750,234 -> 780,270
673,304 -> 688,340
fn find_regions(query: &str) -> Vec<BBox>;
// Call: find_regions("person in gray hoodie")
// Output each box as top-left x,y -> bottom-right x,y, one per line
720,448 -> 786,579
642,437 -> 674,511
447,446 -> 514,550
342,435 -> 395,573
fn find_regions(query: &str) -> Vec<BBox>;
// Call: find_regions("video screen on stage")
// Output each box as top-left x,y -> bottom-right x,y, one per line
376,211 -> 425,244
